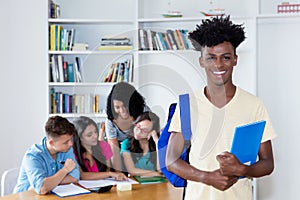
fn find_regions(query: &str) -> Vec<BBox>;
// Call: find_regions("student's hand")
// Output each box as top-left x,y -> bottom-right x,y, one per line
206,169 -> 238,191
63,158 -> 76,173
109,172 -> 128,181
148,130 -> 159,142
216,151 -> 245,177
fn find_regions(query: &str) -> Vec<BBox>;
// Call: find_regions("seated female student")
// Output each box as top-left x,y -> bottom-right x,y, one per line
72,116 -> 128,180
105,82 -> 149,172
120,111 -> 162,176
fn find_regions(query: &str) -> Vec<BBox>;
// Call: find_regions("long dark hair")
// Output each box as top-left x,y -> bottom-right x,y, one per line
129,112 -> 160,166
106,82 -> 146,121
72,116 -> 107,172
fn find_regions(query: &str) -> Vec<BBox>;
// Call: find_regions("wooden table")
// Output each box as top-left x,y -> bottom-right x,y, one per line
0,182 -> 183,200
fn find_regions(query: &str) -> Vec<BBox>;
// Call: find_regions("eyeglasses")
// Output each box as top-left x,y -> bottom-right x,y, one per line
134,123 -> 152,135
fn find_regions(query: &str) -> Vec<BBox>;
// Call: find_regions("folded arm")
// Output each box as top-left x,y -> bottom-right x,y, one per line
40,158 -> 77,194
166,132 -> 238,191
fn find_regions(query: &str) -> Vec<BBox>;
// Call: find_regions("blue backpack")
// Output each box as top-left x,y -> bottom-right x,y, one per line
157,94 -> 192,187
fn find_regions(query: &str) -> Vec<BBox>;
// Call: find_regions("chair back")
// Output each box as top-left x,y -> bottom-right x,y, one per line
1,168 -> 19,196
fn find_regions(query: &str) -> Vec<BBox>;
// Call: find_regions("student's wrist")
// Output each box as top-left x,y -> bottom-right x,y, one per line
108,171 -> 113,178
60,167 -> 69,175
238,164 -> 248,177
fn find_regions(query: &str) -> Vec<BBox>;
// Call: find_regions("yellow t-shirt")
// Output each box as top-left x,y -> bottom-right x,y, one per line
168,87 -> 277,200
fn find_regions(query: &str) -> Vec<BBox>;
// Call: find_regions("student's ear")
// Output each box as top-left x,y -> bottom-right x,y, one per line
48,137 -> 55,146
199,56 -> 204,68
233,55 -> 238,66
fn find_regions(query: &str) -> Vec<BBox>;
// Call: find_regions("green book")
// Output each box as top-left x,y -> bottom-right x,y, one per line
134,176 -> 167,184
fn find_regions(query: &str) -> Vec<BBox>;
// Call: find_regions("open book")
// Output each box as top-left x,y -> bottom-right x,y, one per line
51,183 -> 91,197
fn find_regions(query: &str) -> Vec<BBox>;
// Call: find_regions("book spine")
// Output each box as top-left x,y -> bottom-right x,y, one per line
57,55 -> 64,82
50,24 -> 56,51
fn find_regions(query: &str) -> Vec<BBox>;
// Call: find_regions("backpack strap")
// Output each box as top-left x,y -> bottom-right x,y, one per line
179,94 -> 192,141
179,94 -> 192,199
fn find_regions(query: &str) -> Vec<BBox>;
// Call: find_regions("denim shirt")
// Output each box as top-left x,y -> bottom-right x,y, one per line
13,137 -> 80,194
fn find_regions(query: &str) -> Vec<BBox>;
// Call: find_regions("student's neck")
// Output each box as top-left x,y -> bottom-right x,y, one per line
46,142 -> 57,160
139,139 -> 149,152
82,144 -> 92,154
205,84 -> 236,108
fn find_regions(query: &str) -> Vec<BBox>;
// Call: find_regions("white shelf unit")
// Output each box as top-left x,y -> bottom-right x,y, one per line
48,0 -> 136,121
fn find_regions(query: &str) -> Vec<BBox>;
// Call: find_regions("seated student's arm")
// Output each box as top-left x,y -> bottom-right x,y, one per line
122,151 -> 161,177
166,131 -> 238,191
40,158 -> 77,194
79,167 -> 128,181
216,140 -> 274,178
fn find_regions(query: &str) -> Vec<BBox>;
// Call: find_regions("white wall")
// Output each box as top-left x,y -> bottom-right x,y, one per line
0,0 -> 48,189
257,17 -> 300,200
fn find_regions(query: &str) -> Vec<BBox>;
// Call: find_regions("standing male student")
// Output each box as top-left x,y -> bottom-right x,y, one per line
14,116 -> 80,194
166,15 -> 276,199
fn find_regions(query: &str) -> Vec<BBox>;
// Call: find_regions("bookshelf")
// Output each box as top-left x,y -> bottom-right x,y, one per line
47,0 -> 136,121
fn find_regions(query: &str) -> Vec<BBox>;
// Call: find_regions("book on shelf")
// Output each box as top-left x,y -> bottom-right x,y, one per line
49,25 -> 76,51
139,29 -> 148,50
68,28 -> 75,51
98,36 -> 132,51
72,43 -> 89,51
94,94 -> 99,113
134,176 -> 167,184
139,29 -> 192,51
146,29 -> 154,51
50,89 -> 101,114
49,55 -> 82,83
49,24 -> 56,51
97,45 -> 133,51
74,56 -> 83,82
166,30 -> 178,50
57,55 -> 64,82
67,63 -> 75,82
102,55 -> 133,83
49,0 -> 60,19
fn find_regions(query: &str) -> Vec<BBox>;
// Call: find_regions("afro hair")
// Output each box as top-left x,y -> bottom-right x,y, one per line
189,15 -> 246,52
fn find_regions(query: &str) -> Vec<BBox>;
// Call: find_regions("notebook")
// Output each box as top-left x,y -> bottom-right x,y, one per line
230,120 -> 266,166
134,176 -> 167,184
51,183 -> 91,197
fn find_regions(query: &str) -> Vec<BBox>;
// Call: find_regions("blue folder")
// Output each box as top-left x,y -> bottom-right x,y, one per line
230,120 -> 266,166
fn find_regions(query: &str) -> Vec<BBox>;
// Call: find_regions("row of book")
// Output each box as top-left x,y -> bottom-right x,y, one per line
49,0 -> 60,19
50,89 -> 100,114
49,24 -> 75,51
139,29 -> 193,51
102,55 -> 133,83
98,36 -> 133,51
50,55 -> 82,82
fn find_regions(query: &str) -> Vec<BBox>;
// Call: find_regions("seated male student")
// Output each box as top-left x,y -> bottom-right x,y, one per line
13,116 -> 80,194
